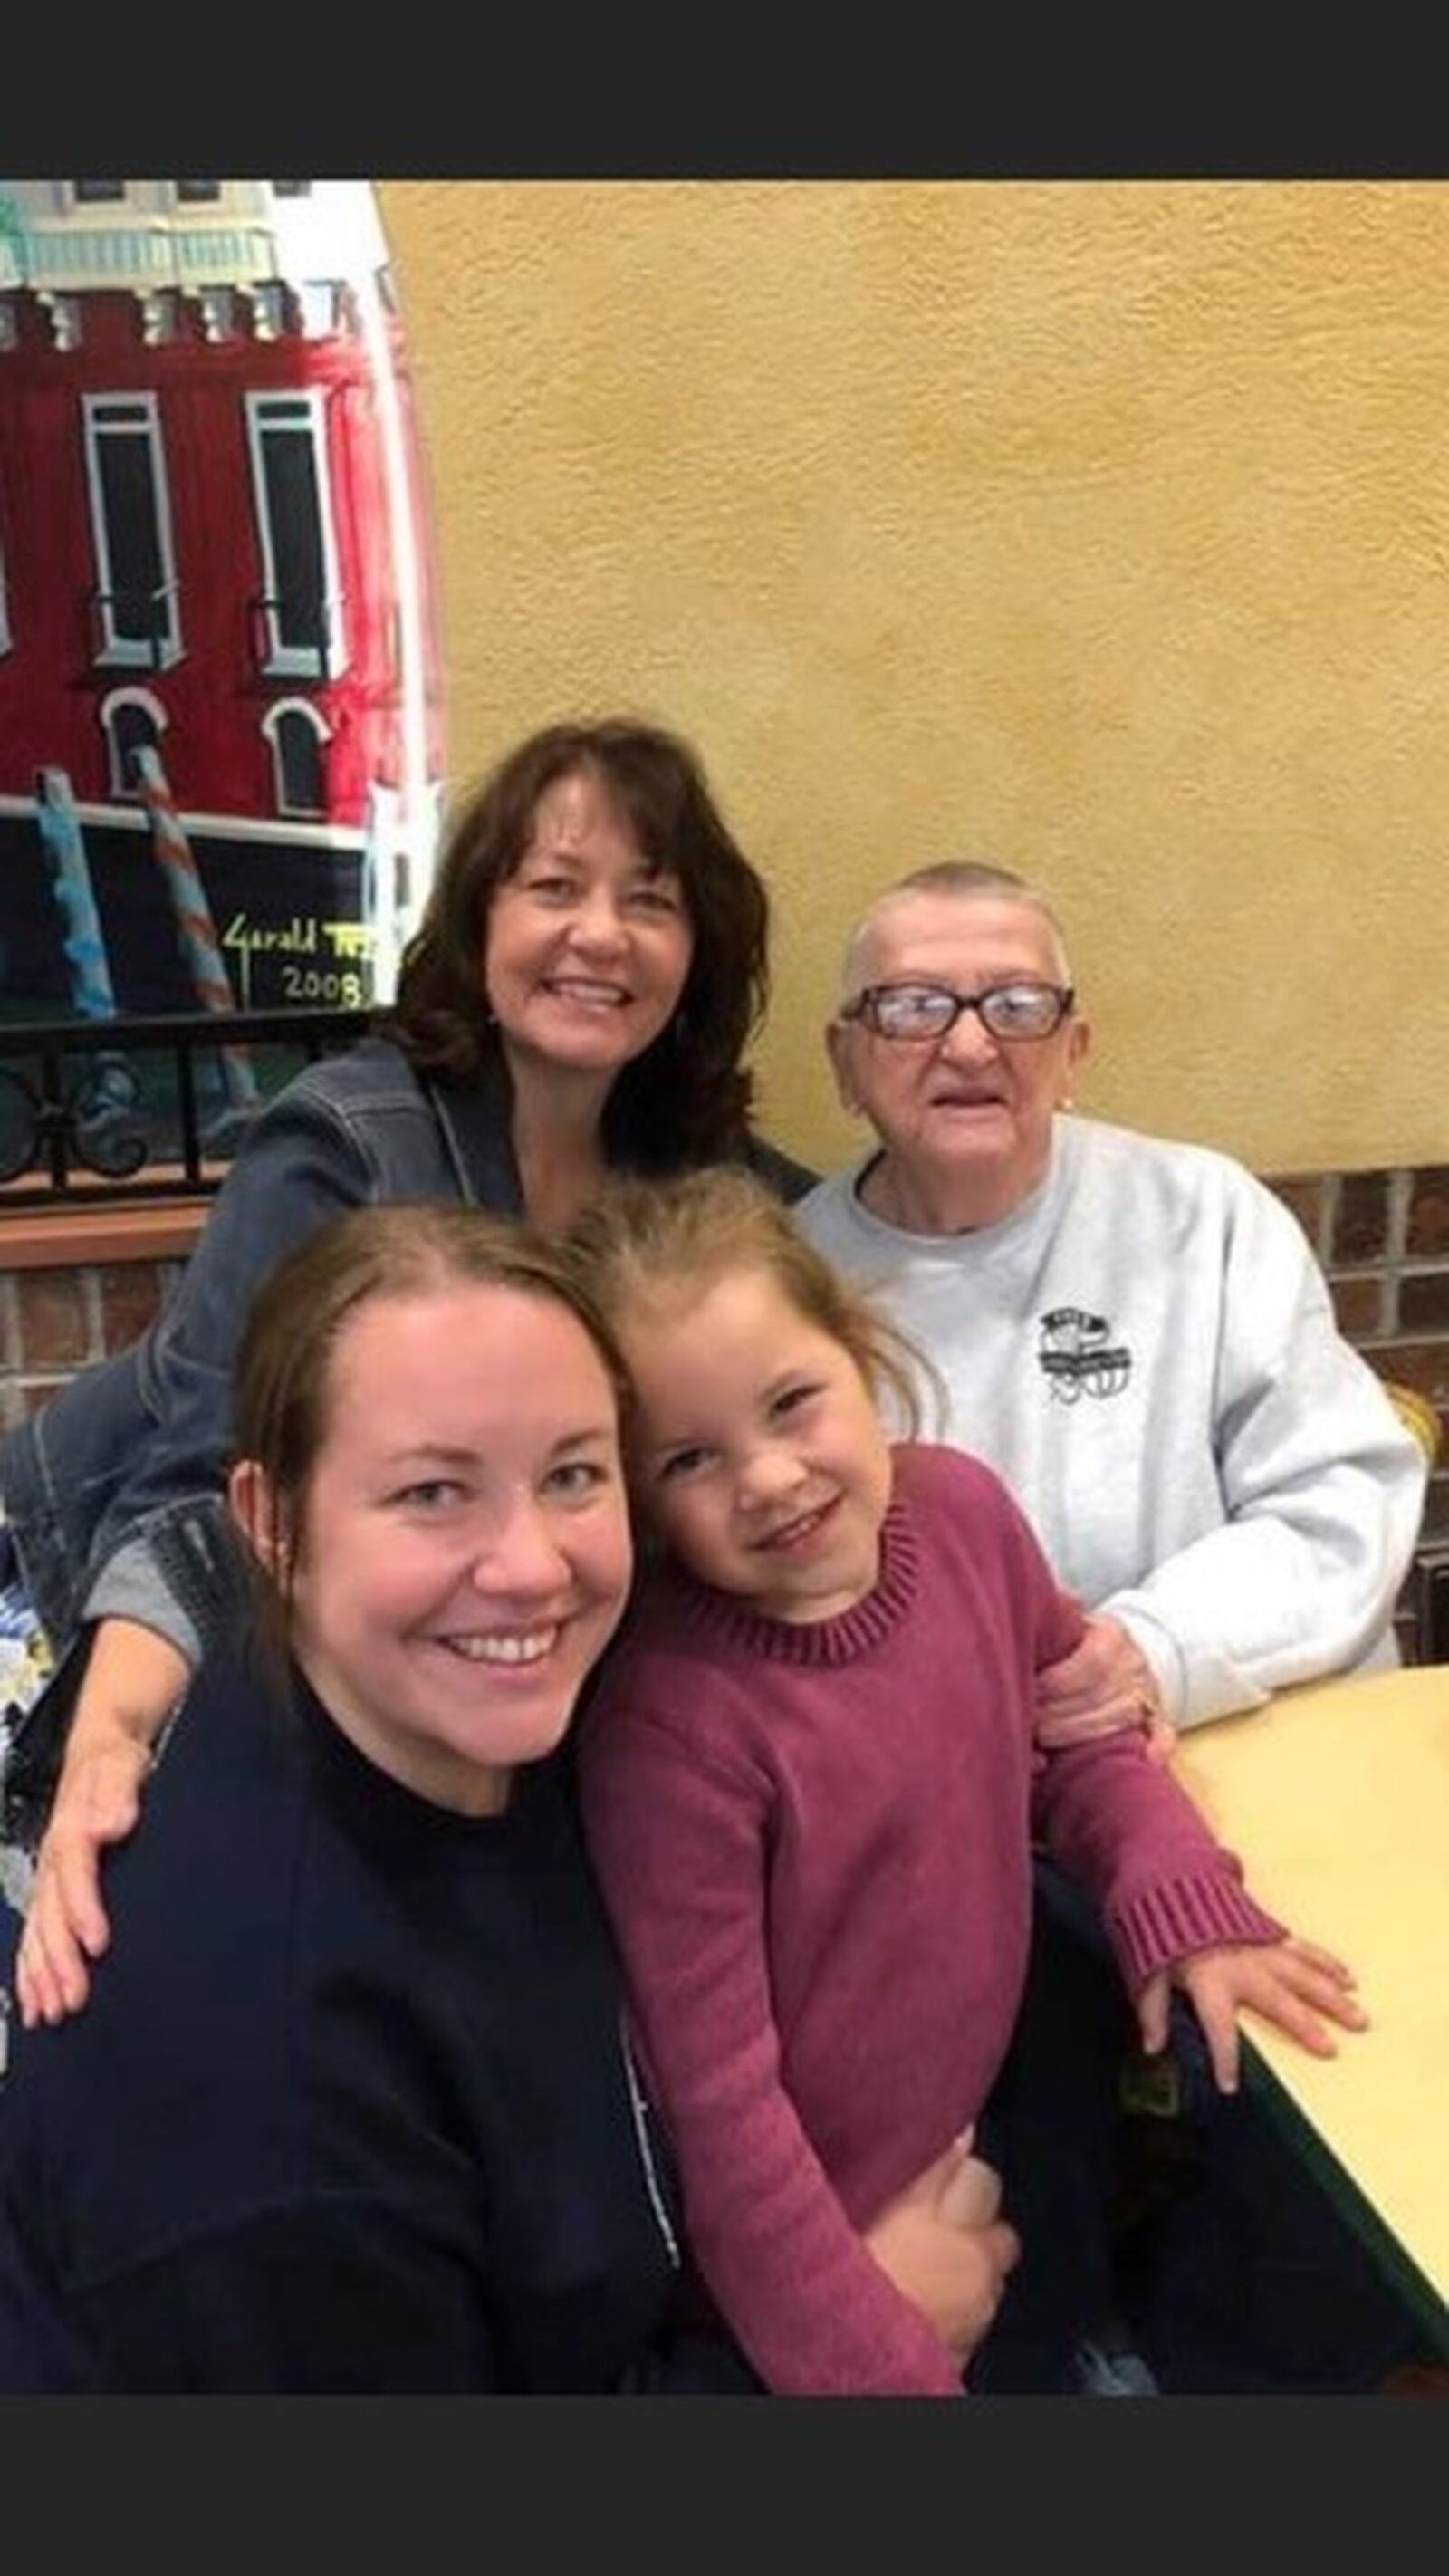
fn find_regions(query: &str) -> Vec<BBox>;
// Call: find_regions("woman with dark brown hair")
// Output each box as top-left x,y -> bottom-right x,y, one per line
1,714 -> 813,2031
391,716 -> 778,1181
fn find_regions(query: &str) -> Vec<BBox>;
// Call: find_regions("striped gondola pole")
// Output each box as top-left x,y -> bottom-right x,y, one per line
34,765 -> 119,1023
131,745 -> 259,1114
34,765 -> 134,1120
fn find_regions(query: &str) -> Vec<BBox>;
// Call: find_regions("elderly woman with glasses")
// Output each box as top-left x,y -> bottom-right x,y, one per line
793,860 -> 1431,2393
797,858 -> 1425,1754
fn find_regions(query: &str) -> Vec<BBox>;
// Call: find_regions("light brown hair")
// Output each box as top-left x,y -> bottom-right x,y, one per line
568,1166 -> 939,1449
230,1201 -> 630,1660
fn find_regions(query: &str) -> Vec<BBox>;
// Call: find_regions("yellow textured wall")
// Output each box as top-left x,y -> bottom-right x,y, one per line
378,180 -> 1449,1179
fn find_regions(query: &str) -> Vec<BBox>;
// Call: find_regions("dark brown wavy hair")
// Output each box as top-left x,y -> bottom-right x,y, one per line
379,717 -> 772,1167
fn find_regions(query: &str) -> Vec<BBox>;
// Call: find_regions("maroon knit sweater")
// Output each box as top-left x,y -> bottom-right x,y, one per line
579,1444 -> 1284,2397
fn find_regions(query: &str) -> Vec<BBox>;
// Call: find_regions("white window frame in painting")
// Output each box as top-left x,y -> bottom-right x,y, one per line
261,697 -> 332,818
100,686 -> 168,799
245,389 -> 348,682
82,392 -> 182,669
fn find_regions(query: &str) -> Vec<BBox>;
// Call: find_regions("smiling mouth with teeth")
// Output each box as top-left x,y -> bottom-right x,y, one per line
545,980 -> 629,1006
440,1626 -> 560,1666
755,1501 -> 836,1553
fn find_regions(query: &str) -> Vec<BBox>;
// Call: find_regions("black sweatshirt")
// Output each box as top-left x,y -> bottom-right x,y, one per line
0,1650 -> 717,2393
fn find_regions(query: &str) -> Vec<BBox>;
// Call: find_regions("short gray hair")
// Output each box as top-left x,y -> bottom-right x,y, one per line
839,859 -> 1072,1003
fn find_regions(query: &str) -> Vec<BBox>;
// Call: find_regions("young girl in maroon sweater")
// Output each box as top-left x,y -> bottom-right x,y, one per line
571,1168 -> 1367,2398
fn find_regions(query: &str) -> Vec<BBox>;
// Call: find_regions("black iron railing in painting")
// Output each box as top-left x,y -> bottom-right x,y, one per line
0,1008 -> 372,1207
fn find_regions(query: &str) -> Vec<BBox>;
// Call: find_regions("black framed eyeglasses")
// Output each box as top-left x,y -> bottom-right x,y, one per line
840,980 -> 1075,1043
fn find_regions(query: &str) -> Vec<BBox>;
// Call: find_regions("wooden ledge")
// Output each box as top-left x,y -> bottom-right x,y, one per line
0,1198 -> 207,1270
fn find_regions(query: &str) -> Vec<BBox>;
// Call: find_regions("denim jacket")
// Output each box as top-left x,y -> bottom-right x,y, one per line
0,1033 -> 816,1662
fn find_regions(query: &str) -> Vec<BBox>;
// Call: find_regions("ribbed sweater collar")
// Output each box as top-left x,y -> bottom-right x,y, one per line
644,1479 -> 922,1669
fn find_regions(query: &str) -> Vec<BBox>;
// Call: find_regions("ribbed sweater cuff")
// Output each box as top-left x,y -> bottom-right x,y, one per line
1108,1871 -> 1287,1994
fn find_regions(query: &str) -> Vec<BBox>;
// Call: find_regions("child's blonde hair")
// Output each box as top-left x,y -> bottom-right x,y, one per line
569,1166 -> 938,1437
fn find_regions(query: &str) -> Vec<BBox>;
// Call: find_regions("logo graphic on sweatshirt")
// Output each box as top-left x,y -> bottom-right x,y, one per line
1036,1307 -> 1132,1403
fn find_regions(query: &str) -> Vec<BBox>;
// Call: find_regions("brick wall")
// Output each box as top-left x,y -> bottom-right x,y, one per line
1,1255 -> 187,1430
1267,1165 -> 1449,1661
4,1161 -> 1447,1656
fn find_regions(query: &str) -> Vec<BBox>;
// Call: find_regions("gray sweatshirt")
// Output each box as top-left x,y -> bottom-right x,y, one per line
796,1113 -> 1425,1729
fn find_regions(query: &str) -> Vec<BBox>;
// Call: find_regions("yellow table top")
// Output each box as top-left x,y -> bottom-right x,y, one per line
1174,1664 -> 1449,2329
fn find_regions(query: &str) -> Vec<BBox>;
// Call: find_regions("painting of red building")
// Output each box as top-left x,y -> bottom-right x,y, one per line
0,179 -> 446,1024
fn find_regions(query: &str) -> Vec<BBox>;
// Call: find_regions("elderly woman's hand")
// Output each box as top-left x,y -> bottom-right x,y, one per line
1033,1613 -> 1176,1764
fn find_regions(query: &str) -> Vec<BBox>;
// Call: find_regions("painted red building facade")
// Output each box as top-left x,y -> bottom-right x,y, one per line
0,179 -> 446,1020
